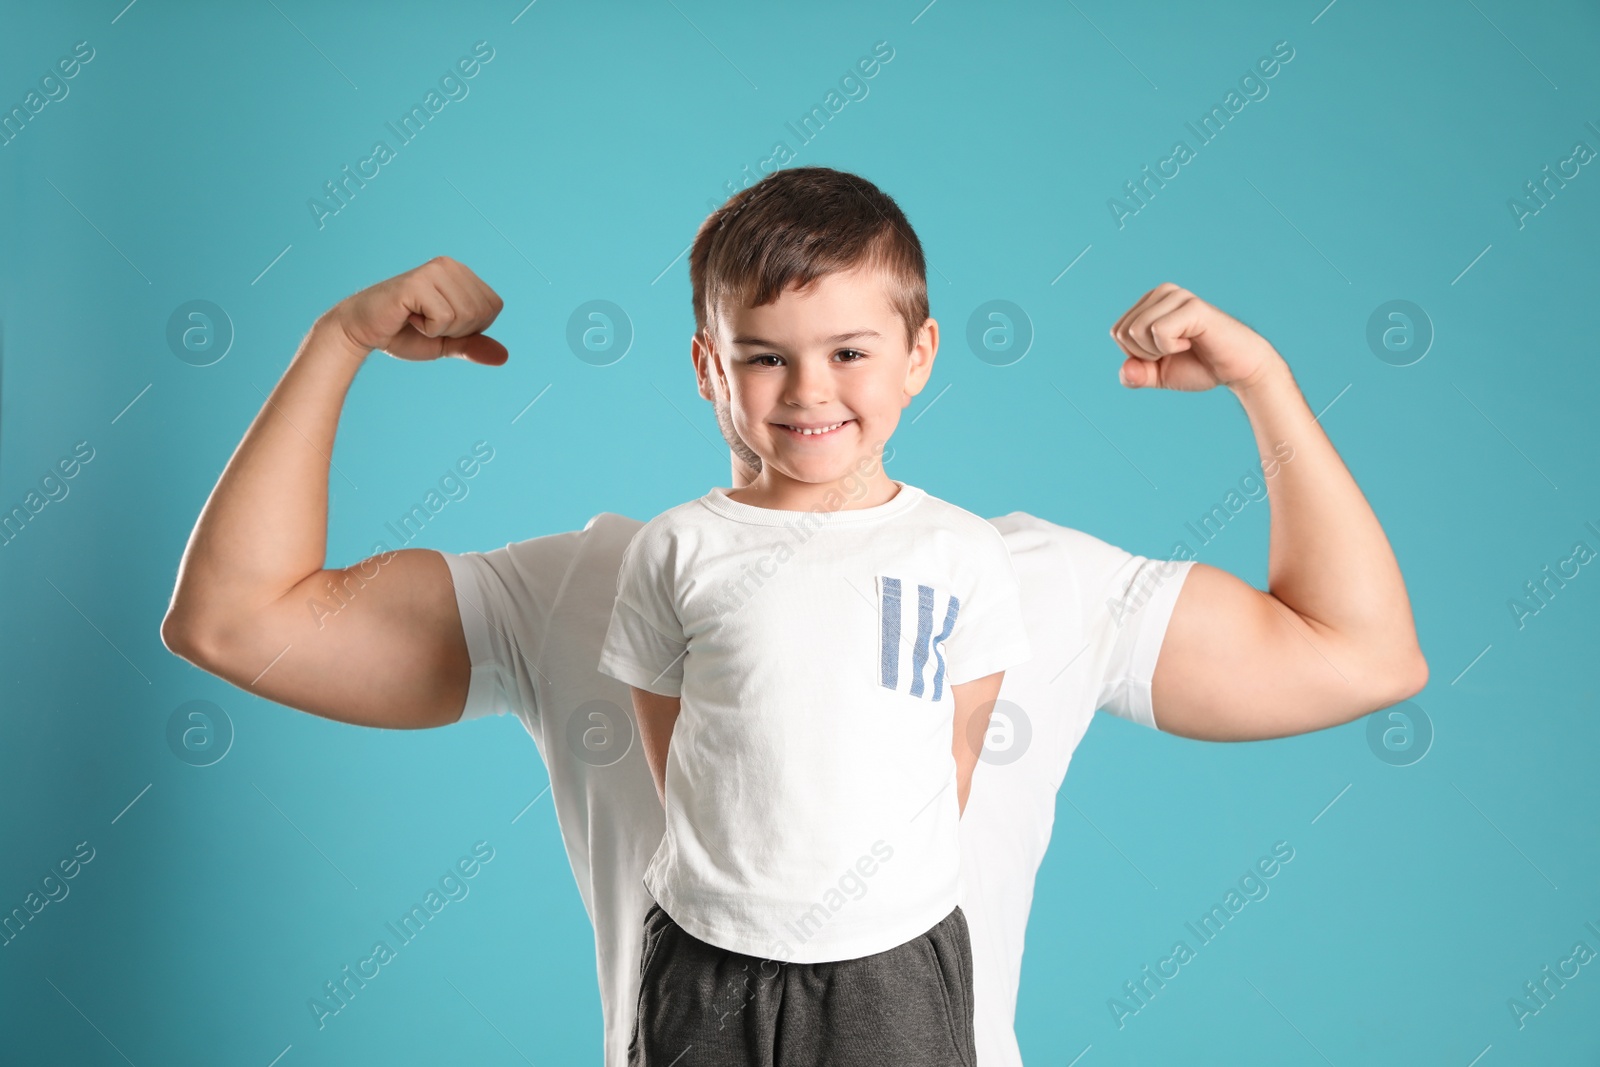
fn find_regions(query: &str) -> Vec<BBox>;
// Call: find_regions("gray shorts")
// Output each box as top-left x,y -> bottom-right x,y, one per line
628,901 -> 976,1067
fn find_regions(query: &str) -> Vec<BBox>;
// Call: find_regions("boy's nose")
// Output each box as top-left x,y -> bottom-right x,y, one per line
780,361 -> 833,408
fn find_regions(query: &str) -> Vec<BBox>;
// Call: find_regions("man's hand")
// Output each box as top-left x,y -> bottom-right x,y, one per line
321,255 -> 510,365
1109,283 -> 1281,393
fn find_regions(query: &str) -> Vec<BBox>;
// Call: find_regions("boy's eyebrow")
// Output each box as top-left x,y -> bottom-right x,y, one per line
730,329 -> 882,347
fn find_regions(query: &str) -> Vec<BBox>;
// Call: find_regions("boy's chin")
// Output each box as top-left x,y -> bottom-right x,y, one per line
764,454 -> 874,487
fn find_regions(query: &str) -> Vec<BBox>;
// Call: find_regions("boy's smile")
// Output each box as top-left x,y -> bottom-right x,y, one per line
696,263 -> 937,511
774,418 -> 851,437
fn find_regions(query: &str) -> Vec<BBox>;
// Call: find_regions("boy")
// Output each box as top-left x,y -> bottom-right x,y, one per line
597,168 -> 1029,1065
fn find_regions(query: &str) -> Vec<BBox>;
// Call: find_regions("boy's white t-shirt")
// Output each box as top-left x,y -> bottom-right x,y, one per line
595,482 -> 1033,964
439,509 -> 1194,1067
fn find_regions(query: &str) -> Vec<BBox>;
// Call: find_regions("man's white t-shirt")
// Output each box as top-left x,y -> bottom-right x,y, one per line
595,483 -> 1033,963
439,510 -> 1193,1067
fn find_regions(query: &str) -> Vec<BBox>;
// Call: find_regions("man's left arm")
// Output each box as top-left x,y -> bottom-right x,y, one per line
1110,284 -> 1428,742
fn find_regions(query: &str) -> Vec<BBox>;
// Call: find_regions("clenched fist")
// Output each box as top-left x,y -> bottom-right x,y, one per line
1109,283 -> 1283,393
320,256 -> 509,365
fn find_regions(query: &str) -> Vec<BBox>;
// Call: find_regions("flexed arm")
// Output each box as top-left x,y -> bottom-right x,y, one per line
160,257 -> 508,729
1109,284 -> 1428,741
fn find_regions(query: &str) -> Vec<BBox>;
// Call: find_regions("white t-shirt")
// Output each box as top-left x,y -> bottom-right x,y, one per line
595,482 -> 1033,963
440,510 -> 1193,1067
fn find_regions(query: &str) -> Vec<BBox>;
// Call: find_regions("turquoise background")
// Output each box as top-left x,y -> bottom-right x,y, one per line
3,0 -> 1598,1062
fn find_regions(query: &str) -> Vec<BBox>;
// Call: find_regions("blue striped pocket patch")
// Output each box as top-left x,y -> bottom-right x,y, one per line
877,575 -> 960,701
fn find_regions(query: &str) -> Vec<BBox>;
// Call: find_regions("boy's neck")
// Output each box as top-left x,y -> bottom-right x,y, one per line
726,458 -> 899,513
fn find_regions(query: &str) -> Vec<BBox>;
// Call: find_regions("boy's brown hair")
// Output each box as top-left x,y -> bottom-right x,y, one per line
689,166 -> 929,352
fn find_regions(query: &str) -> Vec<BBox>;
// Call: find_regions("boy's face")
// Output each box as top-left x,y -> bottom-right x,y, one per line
696,264 -> 936,489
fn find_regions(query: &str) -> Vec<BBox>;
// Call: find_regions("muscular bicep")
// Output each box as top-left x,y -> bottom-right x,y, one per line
170,548 -> 473,730
1150,563 -> 1377,741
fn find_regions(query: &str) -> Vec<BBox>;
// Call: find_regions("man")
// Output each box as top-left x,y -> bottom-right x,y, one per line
161,256 -> 1426,1065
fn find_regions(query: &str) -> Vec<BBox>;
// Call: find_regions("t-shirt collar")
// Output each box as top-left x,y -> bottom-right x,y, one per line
697,480 -> 924,527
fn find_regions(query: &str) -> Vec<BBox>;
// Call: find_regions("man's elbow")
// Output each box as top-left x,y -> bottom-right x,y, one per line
1397,651 -> 1430,701
160,609 -> 219,668
1368,647 -> 1429,709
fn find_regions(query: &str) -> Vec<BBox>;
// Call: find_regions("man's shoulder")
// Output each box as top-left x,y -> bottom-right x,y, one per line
581,510 -> 647,539
985,510 -> 1149,582
906,488 -> 1004,542
900,495 -> 1126,569
988,510 -> 1107,550
467,512 -> 644,578
573,512 -> 649,568
905,497 -> 1101,554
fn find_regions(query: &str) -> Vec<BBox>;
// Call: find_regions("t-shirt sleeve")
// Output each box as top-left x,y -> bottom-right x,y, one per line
991,514 -> 1195,731
944,521 -> 1034,687
597,521 -> 688,698
436,528 -> 587,725
1086,544 -> 1195,730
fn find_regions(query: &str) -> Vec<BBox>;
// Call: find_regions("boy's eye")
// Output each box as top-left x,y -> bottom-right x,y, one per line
743,350 -> 864,366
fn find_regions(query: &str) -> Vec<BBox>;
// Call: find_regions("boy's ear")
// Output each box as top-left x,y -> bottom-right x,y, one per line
900,317 -> 939,403
691,329 -> 725,402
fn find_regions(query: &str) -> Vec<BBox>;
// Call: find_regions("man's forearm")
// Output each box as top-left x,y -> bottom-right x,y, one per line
1228,356 -> 1427,690
164,318 -> 369,640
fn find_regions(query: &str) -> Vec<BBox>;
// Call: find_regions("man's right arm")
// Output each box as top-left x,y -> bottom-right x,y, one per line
159,257 -> 509,729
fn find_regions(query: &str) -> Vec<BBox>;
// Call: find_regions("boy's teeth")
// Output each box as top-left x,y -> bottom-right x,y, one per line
793,421 -> 844,435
